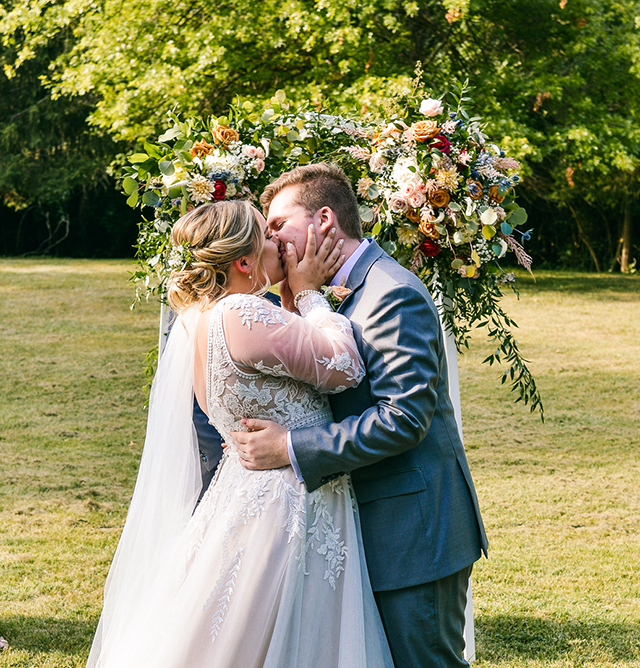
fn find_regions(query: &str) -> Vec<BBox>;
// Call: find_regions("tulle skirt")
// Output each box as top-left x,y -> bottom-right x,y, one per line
93,451 -> 392,668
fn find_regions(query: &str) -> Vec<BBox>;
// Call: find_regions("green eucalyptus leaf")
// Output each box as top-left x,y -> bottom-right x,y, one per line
382,240 -> 397,256
159,160 -> 175,176
501,222 -> 513,235
123,177 -> 137,195
368,184 -> 380,199
126,190 -> 139,207
142,191 -> 160,207
359,205 -> 374,223
371,221 -> 382,235
508,207 -> 528,226
129,153 -> 149,163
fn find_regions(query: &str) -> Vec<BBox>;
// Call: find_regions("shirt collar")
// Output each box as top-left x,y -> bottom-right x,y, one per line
330,238 -> 371,287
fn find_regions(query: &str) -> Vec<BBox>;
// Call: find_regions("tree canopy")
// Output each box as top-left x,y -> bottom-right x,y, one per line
1,0 -> 638,268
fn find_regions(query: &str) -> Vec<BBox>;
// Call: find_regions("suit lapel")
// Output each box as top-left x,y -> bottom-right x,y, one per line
337,241 -> 385,314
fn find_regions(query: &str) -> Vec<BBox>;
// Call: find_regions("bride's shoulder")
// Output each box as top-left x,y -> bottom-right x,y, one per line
220,293 -> 288,331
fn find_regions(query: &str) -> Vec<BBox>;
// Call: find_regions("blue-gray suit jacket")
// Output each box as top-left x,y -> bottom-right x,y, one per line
290,241 -> 488,592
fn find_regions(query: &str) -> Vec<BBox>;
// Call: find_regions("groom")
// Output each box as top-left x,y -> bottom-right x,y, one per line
231,163 -> 488,667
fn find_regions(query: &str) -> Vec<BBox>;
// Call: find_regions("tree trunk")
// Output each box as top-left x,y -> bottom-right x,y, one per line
620,203 -> 633,273
569,203 -> 600,272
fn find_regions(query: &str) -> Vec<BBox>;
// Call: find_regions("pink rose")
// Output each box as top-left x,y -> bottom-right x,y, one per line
408,191 -> 426,208
255,147 -> 265,160
253,159 -> 265,173
242,145 -> 258,158
419,98 -> 444,117
389,192 -> 408,213
401,181 -> 417,198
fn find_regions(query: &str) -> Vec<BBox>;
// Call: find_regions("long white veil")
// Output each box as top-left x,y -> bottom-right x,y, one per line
87,305 -> 202,667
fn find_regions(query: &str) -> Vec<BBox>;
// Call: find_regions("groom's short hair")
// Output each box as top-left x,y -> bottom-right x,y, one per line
260,163 -> 363,240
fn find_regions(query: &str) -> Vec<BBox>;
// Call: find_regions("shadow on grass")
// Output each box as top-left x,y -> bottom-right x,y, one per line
0,615 -> 98,655
477,614 -> 640,663
515,271 -> 639,296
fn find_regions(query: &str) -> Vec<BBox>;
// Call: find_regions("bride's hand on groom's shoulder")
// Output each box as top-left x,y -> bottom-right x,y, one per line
285,224 -> 345,297
229,419 -> 289,470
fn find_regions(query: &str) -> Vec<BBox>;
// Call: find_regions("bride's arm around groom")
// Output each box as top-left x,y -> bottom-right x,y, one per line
232,162 -> 488,668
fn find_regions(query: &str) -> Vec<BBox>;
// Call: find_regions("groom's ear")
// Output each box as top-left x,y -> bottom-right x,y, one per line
316,206 -> 336,235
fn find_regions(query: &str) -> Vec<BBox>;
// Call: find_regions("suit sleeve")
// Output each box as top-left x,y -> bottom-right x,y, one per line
290,283 -> 445,492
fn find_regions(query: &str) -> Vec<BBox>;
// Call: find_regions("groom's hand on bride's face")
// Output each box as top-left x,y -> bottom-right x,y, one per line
229,419 -> 289,470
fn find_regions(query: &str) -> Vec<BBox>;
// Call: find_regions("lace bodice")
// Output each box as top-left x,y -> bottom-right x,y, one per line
205,293 -> 364,450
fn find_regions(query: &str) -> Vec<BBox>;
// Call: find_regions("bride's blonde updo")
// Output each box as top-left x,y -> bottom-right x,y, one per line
167,200 -> 265,312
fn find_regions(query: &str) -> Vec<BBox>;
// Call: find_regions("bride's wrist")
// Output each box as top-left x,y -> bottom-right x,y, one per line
293,289 -> 323,311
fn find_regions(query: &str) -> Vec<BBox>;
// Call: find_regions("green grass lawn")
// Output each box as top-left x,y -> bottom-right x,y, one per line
1,259 -> 638,667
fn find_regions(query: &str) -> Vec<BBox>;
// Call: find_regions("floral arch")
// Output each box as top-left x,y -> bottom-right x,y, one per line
123,81 -> 543,417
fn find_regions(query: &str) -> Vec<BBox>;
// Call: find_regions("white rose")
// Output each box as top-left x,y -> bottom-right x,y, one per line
242,145 -> 258,158
408,191 -> 426,208
256,147 -> 265,160
420,98 -> 444,117
253,158 -> 265,173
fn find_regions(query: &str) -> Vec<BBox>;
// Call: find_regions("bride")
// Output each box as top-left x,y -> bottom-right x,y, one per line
87,199 -> 393,668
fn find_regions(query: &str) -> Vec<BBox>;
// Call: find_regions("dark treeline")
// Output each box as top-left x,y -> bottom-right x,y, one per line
1,0 -> 638,269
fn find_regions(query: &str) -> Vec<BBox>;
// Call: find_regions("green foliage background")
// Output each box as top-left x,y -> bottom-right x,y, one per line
1,0 -> 638,268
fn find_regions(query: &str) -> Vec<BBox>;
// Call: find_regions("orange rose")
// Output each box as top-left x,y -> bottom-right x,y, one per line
406,208 -> 421,224
331,285 -> 352,302
190,140 -> 216,159
411,120 -> 440,142
467,180 -> 483,200
488,185 -> 506,204
429,189 -> 450,208
211,125 -> 240,147
419,220 -> 440,239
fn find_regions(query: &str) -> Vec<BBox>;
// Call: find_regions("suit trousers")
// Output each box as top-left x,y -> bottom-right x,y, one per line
373,565 -> 473,668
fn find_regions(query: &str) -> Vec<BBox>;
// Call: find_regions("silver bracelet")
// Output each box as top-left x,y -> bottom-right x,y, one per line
293,289 -> 322,310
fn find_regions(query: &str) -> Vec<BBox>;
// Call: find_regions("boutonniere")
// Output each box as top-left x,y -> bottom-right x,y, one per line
321,279 -> 352,310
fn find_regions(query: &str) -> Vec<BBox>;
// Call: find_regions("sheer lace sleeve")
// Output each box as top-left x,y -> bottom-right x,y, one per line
222,293 -> 364,393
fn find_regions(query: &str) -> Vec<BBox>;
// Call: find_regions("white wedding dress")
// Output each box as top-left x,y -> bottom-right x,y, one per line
87,292 -> 392,668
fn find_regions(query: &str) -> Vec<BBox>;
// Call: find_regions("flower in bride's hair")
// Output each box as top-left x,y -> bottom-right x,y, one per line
187,175 -> 215,203
168,243 -> 193,271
